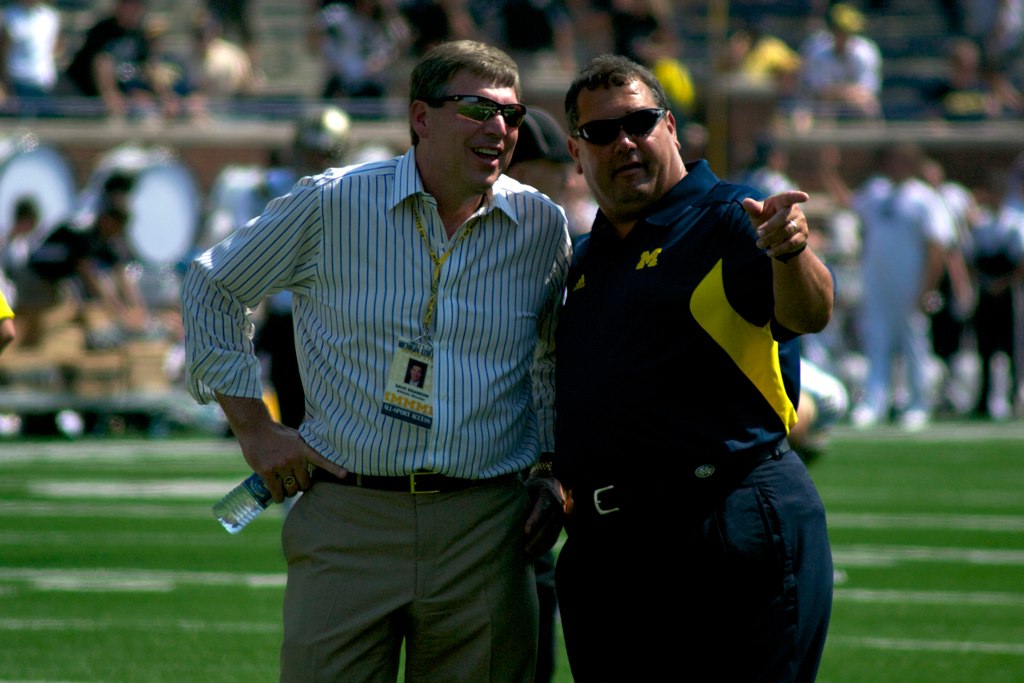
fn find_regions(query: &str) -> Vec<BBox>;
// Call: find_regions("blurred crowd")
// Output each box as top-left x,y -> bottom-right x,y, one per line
0,0 -> 1019,124
0,0 -> 1023,438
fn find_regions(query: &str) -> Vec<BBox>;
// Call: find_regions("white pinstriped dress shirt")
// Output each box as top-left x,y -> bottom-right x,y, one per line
183,148 -> 571,479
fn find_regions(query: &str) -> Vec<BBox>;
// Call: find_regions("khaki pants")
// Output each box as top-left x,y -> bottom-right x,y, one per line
280,476 -> 538,682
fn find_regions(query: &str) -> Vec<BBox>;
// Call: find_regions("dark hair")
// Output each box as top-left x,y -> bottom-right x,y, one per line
103,171 -> 136,196
409,40 -> 521,145
564,54 -> 671,135
13,196 -> 39,223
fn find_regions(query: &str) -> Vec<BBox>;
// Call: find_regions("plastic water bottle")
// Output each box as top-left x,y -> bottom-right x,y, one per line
213,472 -> 273,534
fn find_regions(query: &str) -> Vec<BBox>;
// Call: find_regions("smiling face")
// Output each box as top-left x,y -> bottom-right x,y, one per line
411,70 -> 520,214
568,79 -> 686,237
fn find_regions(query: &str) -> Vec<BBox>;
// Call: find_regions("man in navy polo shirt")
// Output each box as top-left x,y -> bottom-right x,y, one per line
551,54 -> 835,681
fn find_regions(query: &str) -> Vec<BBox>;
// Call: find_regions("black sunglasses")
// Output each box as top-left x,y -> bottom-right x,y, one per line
426,95 -> 528,128
574,108 -> 667,145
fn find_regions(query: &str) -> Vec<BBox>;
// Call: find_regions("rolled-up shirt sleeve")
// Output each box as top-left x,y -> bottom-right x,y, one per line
182,177 -> 323,404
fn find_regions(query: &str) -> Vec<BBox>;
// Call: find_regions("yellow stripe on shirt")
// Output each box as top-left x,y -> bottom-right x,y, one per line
689,259 -> 797,431
0,290 -> 13,320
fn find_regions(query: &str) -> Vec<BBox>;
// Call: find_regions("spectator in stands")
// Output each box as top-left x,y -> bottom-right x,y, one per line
598,0 -> 678,67
190,10 -> 261,100
389,0 -> 475,58
967,0 -> 1024,115
720,17 -> 802,96
206,0 -> 259,70
309,0 -> 411,100
65,0 -> 176,119
925,38 -> 1005,121
0,0 -> 62,117
799,2 -> 882,120
822,144 -> 955,430
145,15 -> 206,120
26,172 -> 148,349
967,160 -> 1024,419
491,0 -> 575,72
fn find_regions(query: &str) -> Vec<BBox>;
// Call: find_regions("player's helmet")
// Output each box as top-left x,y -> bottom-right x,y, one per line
293,105 -> 353,164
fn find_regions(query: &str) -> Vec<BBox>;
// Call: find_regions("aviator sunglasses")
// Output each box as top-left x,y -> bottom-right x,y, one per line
573,108 -> 667,145
426,94 -> 528,128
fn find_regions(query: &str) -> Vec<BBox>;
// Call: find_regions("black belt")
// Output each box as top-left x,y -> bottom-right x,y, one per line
312,467 -> 514,494
582,438 -> 792,517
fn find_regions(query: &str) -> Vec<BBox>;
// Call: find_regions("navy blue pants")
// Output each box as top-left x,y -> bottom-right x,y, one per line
556,450 -> 832,682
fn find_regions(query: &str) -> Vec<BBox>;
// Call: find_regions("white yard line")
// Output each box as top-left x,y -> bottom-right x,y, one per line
0,567 -> 285,592
0,616 -> 279,635
835,588 -> 1024,607
829,512 -> 1024,532
27,480 -> 247,499
829,636 -> 1024,656
833,544 -> 1024,566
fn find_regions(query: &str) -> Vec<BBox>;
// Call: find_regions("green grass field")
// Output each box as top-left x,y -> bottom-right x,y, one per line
2,422 -> 1023,682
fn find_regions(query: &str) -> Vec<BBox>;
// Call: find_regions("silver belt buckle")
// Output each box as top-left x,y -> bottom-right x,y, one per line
593,485 -> 620,515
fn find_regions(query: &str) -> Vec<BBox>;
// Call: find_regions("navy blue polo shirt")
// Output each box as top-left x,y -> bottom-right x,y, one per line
554,161 -> 801,487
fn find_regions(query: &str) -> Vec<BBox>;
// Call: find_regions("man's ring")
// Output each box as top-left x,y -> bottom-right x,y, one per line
786,219 -> 797,232
282,476 -> 296,487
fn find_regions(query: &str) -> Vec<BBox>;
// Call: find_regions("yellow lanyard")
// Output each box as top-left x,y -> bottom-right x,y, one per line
413,206 -> 480,332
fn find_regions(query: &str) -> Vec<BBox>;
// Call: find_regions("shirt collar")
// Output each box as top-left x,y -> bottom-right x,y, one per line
391,147 -> 519,225
644,160 -> 721,227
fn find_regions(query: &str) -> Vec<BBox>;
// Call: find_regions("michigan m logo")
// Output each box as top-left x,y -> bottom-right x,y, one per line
636,249 -> 663,270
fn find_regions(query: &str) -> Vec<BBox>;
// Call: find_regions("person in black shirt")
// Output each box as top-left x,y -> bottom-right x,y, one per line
551,54 -> 835,682
65,0 -> 174,118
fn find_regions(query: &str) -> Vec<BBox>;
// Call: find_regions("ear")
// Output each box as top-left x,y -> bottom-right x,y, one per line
410,100 -> 429,140
567,137 -> 584,175
664,110 -> 681,151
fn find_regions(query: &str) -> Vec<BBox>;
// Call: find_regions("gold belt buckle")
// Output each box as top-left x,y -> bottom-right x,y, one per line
410,470 -> 441,494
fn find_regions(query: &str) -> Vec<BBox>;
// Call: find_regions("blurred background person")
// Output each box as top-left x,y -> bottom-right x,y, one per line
720,16 -> 802,99
924,38 -> 1006,121
206,0 -> 259,72
966,0 -> 1024,115
26,172 -> 148,349
822,143 -> 955,430
920,156 -> 979,415
145,14 -> 207,120
504,104 -> 595,240
2,196 -> 48,347
0,0 -> 62,117
64,0 -> 177,119
309,0 -> 411,101
190,10 -> 261,101
967,161 -> 1024,419
476,0 -> 575,73
799,2 -> 882,121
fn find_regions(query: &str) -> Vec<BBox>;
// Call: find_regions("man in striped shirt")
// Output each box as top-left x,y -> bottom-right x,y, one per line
183,40 -> 570,681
